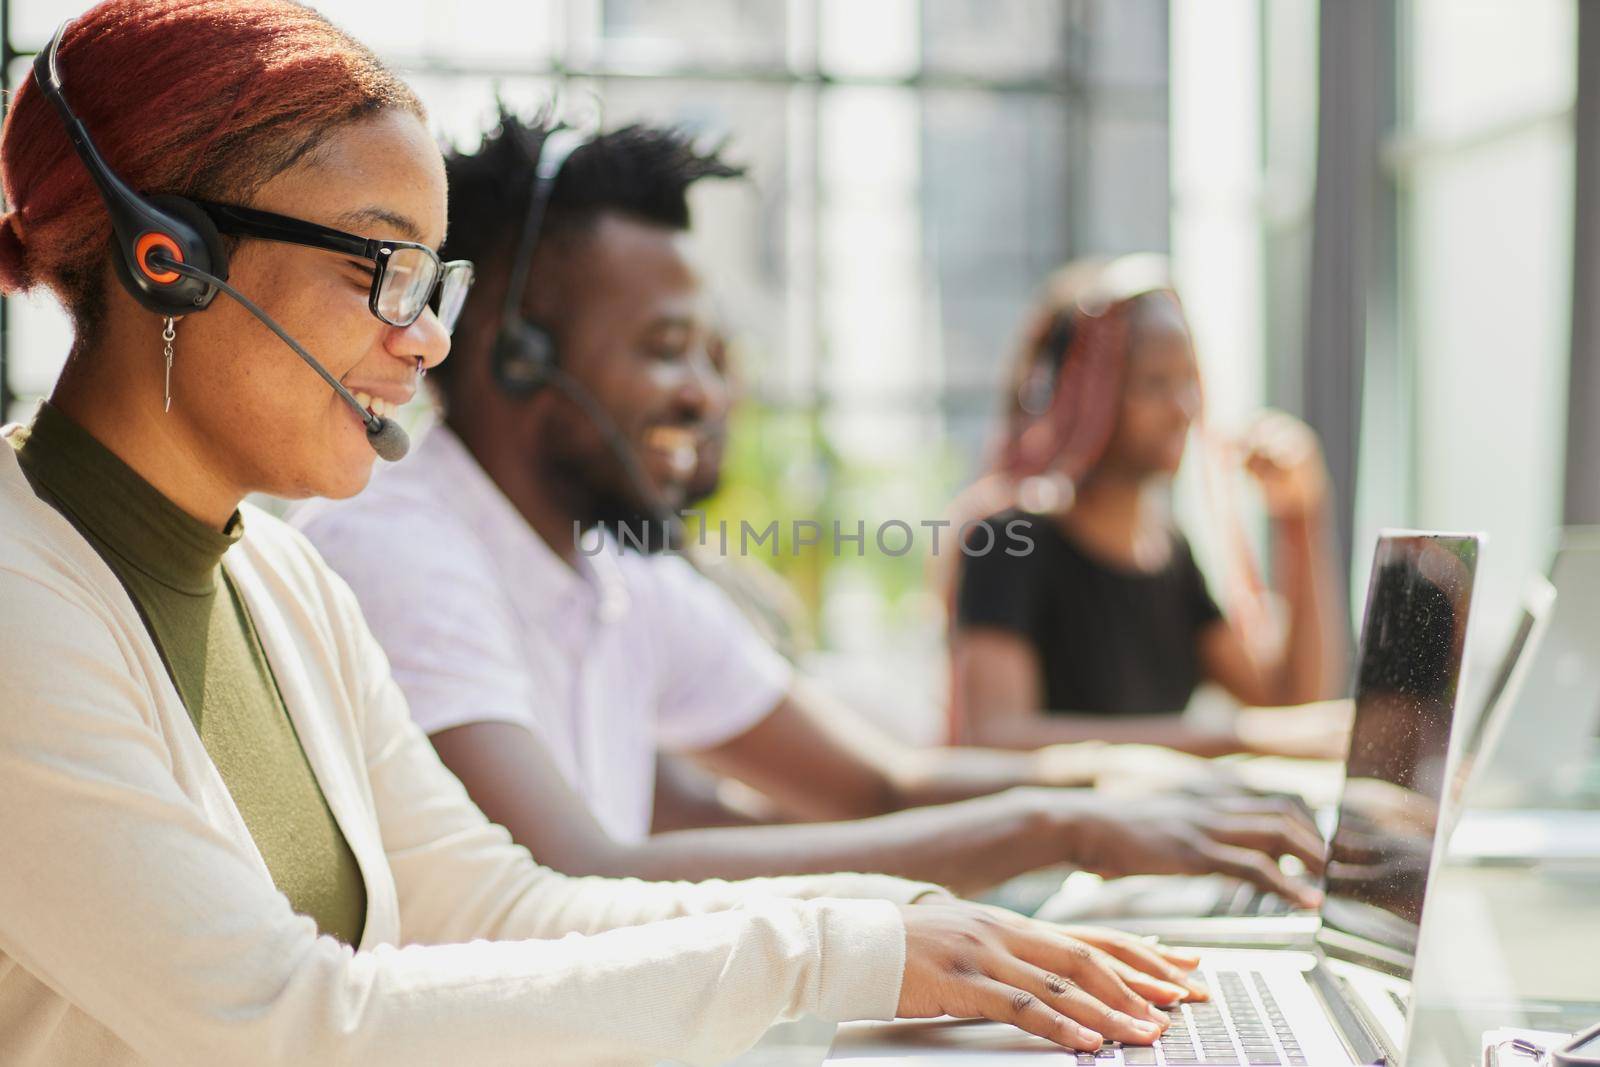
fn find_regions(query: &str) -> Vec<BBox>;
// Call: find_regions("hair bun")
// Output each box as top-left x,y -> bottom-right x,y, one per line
0,210 -> 30,294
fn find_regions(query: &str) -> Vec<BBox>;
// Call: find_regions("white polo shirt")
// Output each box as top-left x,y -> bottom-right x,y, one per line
290,423 -> 791,843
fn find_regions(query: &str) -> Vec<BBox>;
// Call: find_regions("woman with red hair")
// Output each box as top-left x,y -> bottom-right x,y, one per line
0,5 -> 1210,1064
949,256 -> 1348,756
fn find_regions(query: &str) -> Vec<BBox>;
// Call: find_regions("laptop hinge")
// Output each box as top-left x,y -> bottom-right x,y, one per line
1306,963 -> 1390,1066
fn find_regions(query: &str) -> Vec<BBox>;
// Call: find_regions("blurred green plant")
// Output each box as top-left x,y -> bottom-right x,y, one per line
690,394 -> 977,648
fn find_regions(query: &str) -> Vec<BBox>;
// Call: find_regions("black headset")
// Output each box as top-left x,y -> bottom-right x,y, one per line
490,127 -> 589,397
29,18 -> 415,461
32,21 -> 228,317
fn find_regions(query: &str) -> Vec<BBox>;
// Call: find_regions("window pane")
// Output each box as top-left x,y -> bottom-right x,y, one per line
595,0 -> 790,69
920,0 -> 1074,79
921,89 -> 1075,463
1404,123 -> 1574,641
1383,0 -> 1577,655
331,1 -> 558,66
1408,0 -> 1575,134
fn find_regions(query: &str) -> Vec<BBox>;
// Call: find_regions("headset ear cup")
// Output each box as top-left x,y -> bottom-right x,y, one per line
108,194 -> 227,314
146,195 -> 229,285
493,320 -> 558,397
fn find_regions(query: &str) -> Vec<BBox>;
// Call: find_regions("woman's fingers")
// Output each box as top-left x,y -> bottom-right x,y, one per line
1060,925 -> 1202,994
1153,942 -> 1205,970
991,959 -> 1167,1046
1103,956 -> 1192,1006
1064,943 -> 1170,1025
899,906 -> 1204,1051
981,911 -> 1199,1006
1110,959 -> 1202,1006
962,977 -> 1105,1051
1009,926 -> 1175,1028
1104,946 -> 1202,1003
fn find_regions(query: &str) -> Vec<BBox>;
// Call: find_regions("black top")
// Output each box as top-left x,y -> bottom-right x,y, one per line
955,509 -> 1223,716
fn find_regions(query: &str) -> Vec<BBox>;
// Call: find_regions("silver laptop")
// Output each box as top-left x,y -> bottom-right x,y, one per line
1445,531 -> 1600,864
1463,530 -> 1600,813
1037,529 -> 1508,932
1400,535 -> 1600,1067
1100,531 -> 1482,1067
1191,572 -> 1547,923
832,534 -> 1483,1066
1201,571 -> 1549,920
1450,573 -> 1556,784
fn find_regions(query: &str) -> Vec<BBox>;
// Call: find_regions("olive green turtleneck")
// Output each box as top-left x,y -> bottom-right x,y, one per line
12,402 -> 366,945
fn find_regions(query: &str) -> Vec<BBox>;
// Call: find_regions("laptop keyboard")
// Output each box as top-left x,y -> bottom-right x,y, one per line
1098,972 -> 1310,1066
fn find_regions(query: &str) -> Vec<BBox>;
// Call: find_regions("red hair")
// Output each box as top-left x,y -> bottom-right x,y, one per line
0,0 -> 422,326
999,293 -> 1135,485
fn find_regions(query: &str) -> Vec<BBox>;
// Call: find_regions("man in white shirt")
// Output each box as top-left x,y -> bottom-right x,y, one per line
293,114 -> 1323,906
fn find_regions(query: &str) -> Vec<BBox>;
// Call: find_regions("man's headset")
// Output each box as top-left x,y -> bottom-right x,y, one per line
488,123 -> 684,540
491,127 -> 588,396
30,19 -> 412,461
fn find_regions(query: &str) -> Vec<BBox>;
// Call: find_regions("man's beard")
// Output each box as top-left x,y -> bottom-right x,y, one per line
544,440 -> 677,554
586,485 -> 677,554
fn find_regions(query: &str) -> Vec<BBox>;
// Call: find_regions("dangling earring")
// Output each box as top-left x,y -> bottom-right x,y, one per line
162,317 -> 176,413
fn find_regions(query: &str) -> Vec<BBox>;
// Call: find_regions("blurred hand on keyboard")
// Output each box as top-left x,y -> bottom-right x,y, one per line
1047,792 -> 1327,908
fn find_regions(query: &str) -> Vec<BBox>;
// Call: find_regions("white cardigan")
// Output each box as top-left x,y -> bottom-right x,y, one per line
0,433 -> 925,1067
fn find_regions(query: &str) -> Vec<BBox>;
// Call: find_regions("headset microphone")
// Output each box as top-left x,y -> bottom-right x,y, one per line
155,255 -> 411,462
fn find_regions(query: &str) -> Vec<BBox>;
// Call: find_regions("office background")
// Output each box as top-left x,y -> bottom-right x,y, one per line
2,0 -> 1592,728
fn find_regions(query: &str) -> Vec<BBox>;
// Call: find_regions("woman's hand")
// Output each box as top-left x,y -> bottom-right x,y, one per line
896,903 -> 1177,1052
1058,793 -> 1327,907
1240,411 -> 1329,522
961,904 -> 1207,1001
1054,923 -> 1206,998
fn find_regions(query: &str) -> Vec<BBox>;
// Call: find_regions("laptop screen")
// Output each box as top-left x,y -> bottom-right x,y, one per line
1468,532 -> 1600,810
1444,576 -> 1555,817
1458,589 -> 1546,762
1316,533 -> 1480,979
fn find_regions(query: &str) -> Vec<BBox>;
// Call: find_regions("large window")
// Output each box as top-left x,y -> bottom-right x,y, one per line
0,2 -> 1169,709
12,0 -> 1584,722
1367,0 -> 1576,658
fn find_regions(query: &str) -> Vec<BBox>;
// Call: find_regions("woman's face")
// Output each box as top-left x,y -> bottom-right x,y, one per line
1097,296 -> 1200,479
171,108 -> 450,501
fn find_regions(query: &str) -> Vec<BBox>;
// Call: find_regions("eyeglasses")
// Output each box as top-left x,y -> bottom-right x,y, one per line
192,200 -> 475,332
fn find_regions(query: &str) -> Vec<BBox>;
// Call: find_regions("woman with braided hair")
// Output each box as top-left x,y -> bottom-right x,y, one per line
949,256 -> 1347,757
